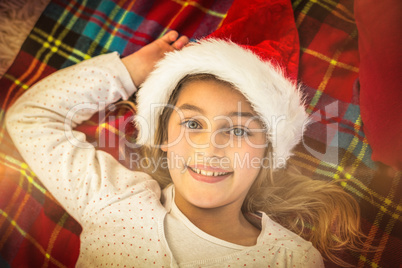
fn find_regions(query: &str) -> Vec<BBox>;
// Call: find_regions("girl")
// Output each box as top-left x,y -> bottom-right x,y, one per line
6,30 -> 362,267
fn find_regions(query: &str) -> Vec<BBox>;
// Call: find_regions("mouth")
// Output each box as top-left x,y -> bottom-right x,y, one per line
187,165 -> 233,183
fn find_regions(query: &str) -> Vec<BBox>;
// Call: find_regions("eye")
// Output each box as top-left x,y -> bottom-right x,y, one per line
231,128 -> 248,137
183,120 -> 200,129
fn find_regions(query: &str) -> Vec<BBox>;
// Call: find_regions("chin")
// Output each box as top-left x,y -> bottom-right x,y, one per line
183,190 -> 231,210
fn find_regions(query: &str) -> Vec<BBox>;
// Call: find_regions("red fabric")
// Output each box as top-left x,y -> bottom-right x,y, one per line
75,107 -> 137,162
2,1 -> 401,267
299,22 -> 359,102
143,0 -> 217,38
355,0 -> 402,170
208,0 -> 299,80
12,208 -> 80,268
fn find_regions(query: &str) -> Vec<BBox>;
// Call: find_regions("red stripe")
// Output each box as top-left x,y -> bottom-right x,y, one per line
53,0 -> 150,43
307,107 -> 367,141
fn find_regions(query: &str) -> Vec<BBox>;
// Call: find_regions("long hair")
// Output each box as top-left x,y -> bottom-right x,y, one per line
122,73 -> 366,267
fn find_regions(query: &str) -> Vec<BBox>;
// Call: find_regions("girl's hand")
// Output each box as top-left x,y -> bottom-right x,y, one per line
122,31 -> 189,87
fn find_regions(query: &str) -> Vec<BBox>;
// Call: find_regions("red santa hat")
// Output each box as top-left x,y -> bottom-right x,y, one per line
134,0 -> 308,169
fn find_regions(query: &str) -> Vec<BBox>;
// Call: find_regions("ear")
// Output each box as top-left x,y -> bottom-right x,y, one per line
160,140 -> 168,152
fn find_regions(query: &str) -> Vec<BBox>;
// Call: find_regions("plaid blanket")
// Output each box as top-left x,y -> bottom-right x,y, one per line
0,0 -> 400,267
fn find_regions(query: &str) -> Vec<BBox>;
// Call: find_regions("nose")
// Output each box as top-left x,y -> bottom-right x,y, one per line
187,130 -> 227,158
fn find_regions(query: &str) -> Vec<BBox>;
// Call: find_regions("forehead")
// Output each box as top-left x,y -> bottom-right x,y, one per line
176,79 -> 256,114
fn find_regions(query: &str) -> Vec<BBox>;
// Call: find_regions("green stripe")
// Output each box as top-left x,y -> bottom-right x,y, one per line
292,0 -> 304,9
0,208 -> 27,237
2,74 -> 30,90
35,0 -> 88,65
207,9 -> 226,18
100,7 -> 131,54
0,153 -> 47,194
291,154 -> 401,217
32,27 -> 91,61
29,33 -> 81,64
87,3 -> 121,56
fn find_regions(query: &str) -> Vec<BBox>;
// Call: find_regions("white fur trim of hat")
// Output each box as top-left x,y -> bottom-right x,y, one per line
135,39 -> 309,169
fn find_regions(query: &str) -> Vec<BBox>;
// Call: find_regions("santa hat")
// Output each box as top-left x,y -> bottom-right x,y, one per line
134,0 -> 308,169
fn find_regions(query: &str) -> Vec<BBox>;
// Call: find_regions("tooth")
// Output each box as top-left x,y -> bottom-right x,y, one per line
192,168 -> 230,177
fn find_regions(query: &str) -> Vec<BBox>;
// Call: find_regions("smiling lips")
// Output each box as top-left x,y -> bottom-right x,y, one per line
187,165 -> 232,183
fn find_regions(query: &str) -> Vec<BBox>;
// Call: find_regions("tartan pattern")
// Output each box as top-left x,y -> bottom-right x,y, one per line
0,0 -> 400,267
292,1 -> 402,267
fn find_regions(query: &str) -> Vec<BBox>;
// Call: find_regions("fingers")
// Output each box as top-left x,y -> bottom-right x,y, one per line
172,35 -> 190,50
162,30 -> 179,43
159,30 -> 178,45
161,30 -> 190,50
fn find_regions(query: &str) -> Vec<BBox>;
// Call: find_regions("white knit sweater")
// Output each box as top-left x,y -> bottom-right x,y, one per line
6,53 -> 324,268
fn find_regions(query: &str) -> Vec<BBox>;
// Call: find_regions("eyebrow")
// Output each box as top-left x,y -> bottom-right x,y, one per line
178,103 -> 204,113
226,111 -> 256,118
178,103 -> 256,118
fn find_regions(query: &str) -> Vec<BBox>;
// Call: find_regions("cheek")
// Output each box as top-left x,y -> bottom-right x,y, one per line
245,132 -> 267,148
231,145 -> 266,173
165,125 -> 189,172
165,119 -> 184,151
235,133 -> 267,160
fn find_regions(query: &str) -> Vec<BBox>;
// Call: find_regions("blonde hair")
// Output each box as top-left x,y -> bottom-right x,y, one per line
123,74 -> 366,267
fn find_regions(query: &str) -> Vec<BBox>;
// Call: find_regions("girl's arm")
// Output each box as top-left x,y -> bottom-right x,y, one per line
5,31 -> 188,224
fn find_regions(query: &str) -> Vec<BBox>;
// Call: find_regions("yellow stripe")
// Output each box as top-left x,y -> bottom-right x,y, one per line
0,208 -> 66,268
159,2 -> 189,38
357,255 -> 380,268
43,212 -> 70,268
160,0 -> 227,38
101,0 -> 137,54
0,172 -> 33,248
97,122 -> 126,137
32,1 -> 84,63
170,0 -> 226,18
86,0 -> 121,56
290,154 -> 402,215
295,0 -> 314,27
32,27 -> 92,61
0,172 -> 25,228
301,47 -> 359,72
0,209 -> 26,236
0,153 -> 47,194
29,34 -> 81,64
322,0 -> 354,19
20,169 -> 47,195
0,1 -> 88,142
313,0 -> 354,23
372,175 -> 401,263
3,74 -> 30,90
358,173 -> 401,267
296,0 -> 354,26
333,116 -> 362,186
292,0 -> 304,9
42,1 -> 87,64
306,29 -> 357,114
334,117 -> 368,197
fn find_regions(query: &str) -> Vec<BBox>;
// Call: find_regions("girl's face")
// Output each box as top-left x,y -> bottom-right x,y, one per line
162,79 -> 267,211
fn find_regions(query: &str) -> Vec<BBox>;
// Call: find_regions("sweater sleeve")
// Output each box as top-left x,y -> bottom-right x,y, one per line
303,245 -> 325,268
5,52 -> 161,223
